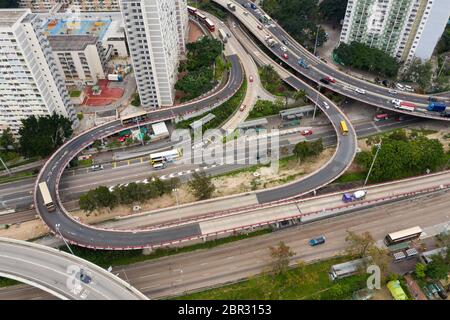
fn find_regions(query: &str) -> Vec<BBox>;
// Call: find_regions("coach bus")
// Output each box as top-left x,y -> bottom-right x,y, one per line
39,182 -> 55,212
384,226 -> 422,246
339,120 -> 349,136
150,149 -> 182,169
204,18 -> 215,32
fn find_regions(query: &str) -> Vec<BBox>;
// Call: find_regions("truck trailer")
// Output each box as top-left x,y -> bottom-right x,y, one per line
427,102 -> 447,112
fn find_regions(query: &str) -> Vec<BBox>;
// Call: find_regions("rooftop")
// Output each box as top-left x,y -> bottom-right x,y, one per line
48,35 -> 99,51
44,19 -> 112,39
0,9 -> 29,28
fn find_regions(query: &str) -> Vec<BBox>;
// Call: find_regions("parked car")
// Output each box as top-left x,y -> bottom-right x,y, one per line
91,164 -> 104,171
325,76 -> 336,83
300,129 -> 313,136
309,235 -> 326,246
355,88 -> 366,94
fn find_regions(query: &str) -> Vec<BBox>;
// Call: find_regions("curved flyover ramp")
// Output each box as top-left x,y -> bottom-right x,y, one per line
33,32 -> 356,250
213,0 -> 450,121
0,237 -> 147,300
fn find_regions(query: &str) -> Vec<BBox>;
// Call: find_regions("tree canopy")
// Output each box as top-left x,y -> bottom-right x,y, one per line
268,241 -> 295,275
0,0 -> 18,8
293,139 -> 324,162
18,114 -> 73,158
188,172 -> 216,200
356,130 -> 446,183
334,42 -> 399,77
262,0 -> 327,50
401,58 -> 433,91
0,128 -> 15,150
319,0 -> 348,25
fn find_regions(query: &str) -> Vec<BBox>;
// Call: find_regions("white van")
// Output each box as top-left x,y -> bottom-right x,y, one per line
395,83 -> 405,91
404,85 -> 414,92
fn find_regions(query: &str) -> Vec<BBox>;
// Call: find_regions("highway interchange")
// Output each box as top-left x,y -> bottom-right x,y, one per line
1,2 -> 450,300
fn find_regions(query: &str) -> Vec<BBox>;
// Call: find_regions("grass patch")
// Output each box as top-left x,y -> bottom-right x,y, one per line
0,277 -> 20,288
335,171 -> 366,184
76,159 -> 93,167
176,79 -> 247,132
60,229 -> 271,269
177,255 -> 368,300
0,170 -> 35,184
70,90 -> 82,98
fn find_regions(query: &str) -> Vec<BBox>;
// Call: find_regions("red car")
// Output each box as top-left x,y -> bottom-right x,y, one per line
300,129 -> 313,136
281,53 -> 289,60
257,25 -> 263,30
325,76 -> 336,83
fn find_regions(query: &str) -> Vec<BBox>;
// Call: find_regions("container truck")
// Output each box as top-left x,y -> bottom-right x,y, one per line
342,190 -> 367,203
427,102 -> 447,112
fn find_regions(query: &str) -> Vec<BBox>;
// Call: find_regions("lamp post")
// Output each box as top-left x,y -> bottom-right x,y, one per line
173,188 -> 181,222
313,85 -> 321,120
364,139 -> 382,187
55,223 -> 75,256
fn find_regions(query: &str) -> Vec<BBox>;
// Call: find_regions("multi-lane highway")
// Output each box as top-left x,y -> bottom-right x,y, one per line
1,188 -> 449,300
214,0 -> 450,121
0,237 -> 147,300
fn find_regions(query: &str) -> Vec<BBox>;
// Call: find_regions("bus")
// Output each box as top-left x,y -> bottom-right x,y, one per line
384,226 -> 422,246
195,11 -> 207,21
38,182 -> 55,212
150,149 -> 182,168
339,120 -> 349,136
187,5 -> 197,14
120,110 -> 149,126
218,28 -> 228,43
204,18 -> 215,32
374,113 -> 389,121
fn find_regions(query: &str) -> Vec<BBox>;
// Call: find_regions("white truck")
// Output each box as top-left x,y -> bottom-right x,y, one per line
108,74 -> 123,82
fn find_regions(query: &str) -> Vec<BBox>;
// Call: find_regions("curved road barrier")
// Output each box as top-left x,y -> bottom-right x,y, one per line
0,237 -> 147,300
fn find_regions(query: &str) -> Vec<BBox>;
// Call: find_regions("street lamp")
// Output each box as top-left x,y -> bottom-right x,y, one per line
364,139 -> 382,187
55,223 -> 75,256
0,156 -> 11,176
313,85 -> 321,120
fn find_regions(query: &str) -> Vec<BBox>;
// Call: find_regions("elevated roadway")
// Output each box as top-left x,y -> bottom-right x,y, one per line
214,0 -> 450,121
0,237 -> 147,300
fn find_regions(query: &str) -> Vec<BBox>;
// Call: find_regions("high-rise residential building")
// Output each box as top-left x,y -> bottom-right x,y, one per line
18,0 -> 57,13
120,0 -> 188,108
0,9 -> 78,136
339,0 -> 450,63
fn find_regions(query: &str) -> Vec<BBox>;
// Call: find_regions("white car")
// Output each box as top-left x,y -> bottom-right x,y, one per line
323,101 -> 330,109
355,88 -> 366,94
388,89 -> 398,94
404,85 -> 414,92
391,98 -> 402,105
395,83 -> 405,91
280,45 -> 288,52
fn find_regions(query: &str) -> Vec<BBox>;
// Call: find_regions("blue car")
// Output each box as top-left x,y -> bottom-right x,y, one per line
308,235 -> 326,246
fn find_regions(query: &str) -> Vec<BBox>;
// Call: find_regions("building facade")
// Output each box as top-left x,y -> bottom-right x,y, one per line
339,0 -> 450,63
120,0 -> 188,108
0,10 -> 78,136
19,0 -> 121,12
48,35 -> 107,86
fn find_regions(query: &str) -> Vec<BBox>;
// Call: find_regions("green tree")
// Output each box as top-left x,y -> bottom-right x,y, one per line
259,65 -> 282,94
345,231 -> 376,258
188,172 -> 215,200
293,139 -> 324,162
18,114 -> 73,158
79,192 -> 97,213
435,25 -> 450,55
0,0 -> 18,8
319,0 -> 347,24
293,89 -> 307,104
131,93 -> 141,107
262,0 -> 327,50
334,42 -> 399,77
268,241 -> 295,275
401,58 -> 433,91
0,128 -> 15,150
425,253 -> 450,280
414,263 -> 427,280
